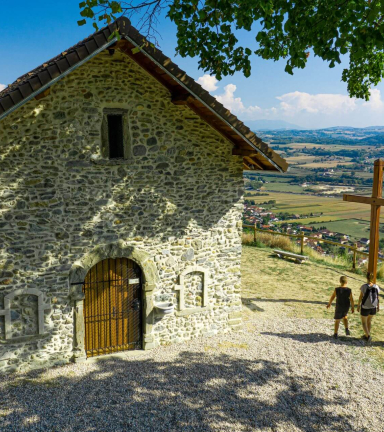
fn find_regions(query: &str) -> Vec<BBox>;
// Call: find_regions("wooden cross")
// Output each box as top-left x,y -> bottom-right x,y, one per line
343,159 -> 384,283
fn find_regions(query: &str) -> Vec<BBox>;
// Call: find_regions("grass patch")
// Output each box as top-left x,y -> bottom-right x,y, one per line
311,219 -> 384,240
261,183 -> 304,193
242,231 -> 382,276
241,245 -> 384,367
242,232 -> 294,251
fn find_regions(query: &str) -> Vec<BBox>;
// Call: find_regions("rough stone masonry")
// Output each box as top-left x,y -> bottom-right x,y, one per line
0,49 -> 244,373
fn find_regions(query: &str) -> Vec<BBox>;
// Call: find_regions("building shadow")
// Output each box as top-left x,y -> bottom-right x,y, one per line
0,350 -> 357,432
262,331 -> 384,348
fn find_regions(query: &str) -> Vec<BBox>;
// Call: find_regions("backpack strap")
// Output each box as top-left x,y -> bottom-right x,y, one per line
362,284 -> 371,307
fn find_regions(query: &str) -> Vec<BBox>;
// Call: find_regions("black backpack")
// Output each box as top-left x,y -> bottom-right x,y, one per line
362,284 -> 379,308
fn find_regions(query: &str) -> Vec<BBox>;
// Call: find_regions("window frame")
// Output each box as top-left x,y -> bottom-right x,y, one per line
101,108 -> 130,160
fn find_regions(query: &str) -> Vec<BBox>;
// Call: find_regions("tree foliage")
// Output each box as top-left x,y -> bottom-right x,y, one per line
78,1 -> 384,100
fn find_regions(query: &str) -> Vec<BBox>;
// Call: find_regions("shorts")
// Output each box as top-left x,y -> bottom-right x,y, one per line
361,307 -> 377,317
334,308 -> 349,320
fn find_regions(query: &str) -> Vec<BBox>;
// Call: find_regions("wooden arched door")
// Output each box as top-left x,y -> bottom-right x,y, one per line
83,258 -> 142,357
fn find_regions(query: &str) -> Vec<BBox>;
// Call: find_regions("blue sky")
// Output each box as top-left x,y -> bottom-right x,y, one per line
1,0 -> 384,129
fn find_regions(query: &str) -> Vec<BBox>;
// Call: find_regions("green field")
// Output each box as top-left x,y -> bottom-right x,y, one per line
262,183 -> 304,193
248,190 -> 384,240
311,219 -> 382,240
248,134 -> 382,242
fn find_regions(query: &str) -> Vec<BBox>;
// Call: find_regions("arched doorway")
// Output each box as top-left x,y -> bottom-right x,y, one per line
83,258 -> 142,357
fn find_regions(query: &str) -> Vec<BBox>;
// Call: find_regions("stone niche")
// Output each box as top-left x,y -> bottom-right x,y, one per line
175,266 -> 211,316
184,272 -> 204,308
0,289 -> 50,341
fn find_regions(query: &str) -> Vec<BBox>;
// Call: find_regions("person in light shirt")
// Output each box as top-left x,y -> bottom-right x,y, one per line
357,272 -> 380,343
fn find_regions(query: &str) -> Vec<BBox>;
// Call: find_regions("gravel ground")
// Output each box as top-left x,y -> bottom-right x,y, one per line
1,314 -> 384,432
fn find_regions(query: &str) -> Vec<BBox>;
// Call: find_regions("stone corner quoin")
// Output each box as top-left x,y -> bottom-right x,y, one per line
0,49 -> 244,373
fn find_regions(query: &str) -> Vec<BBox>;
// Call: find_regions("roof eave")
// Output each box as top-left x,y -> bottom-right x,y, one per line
0,37 -> 118,123
122,33 -> 287,173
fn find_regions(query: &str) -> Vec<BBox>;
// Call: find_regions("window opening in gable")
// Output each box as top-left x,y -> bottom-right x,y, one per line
108,114 -> 124,159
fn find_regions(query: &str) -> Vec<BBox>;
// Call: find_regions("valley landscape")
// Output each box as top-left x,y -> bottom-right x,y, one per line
243,126 -> 384,260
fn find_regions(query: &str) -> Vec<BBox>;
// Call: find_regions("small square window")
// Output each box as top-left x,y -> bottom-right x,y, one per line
107,114 -> 124,159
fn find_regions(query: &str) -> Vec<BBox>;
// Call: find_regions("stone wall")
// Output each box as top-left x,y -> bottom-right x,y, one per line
0,49 -> 244,373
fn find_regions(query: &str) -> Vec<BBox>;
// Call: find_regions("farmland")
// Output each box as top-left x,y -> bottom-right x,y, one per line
311,219 -> 373,239
247,190 -> 384,240
249,191 -> 382,221
245,126 -> 384,241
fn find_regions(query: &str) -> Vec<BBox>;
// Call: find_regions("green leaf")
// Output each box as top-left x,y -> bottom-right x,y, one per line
110,1 -> 122,14
77,0 -> 384,99
340,46 -> 348,55
77,19 -> 87,26
131,46 -> 141,54
285,64 -> 293,75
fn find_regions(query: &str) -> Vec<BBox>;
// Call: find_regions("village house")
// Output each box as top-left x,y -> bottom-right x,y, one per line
299,226 -> 313,232
359,238 -> 370,246
319,229 -> 335,237
311,233 -> 323,239
0,18 -> 287,372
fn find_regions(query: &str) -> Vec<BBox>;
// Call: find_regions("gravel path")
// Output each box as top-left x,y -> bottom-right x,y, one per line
1,312 -> 384,432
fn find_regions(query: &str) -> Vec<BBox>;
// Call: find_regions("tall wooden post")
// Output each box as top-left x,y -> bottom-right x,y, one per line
343,159 -> 384,283
254,222 -> 257,243
368,160 -> 383,281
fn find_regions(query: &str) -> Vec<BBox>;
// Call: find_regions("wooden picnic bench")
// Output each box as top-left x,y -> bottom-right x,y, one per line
273,249 -> 308,264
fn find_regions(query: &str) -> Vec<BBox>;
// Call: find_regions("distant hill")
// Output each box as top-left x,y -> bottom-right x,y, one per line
256,126 -> 384,146
246,119 -> 304,130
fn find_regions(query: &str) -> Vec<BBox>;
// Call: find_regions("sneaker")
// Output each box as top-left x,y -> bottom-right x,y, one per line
333,333 -> 338,339
345,328 -> 351,336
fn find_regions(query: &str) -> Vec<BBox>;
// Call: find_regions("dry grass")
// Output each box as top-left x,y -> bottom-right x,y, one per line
242,231 -> 352,269
359,261 -> 384,282
242,230 -> 384,279
377,263 -> 384,280
242,231 -> 294,251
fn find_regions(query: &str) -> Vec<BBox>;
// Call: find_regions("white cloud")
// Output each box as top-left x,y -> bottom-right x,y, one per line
363,89 -> 384,111
276,91 -> 357,116
215,83 -> 264,118
196,74 -> 218,92
196,74 -> 384,127
0,84 -> 6,92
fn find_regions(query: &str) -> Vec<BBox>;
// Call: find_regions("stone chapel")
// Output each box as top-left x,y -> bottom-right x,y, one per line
0,18 -> 287,372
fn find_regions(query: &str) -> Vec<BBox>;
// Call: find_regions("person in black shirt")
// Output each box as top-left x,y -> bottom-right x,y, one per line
326,276 -> 355,339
